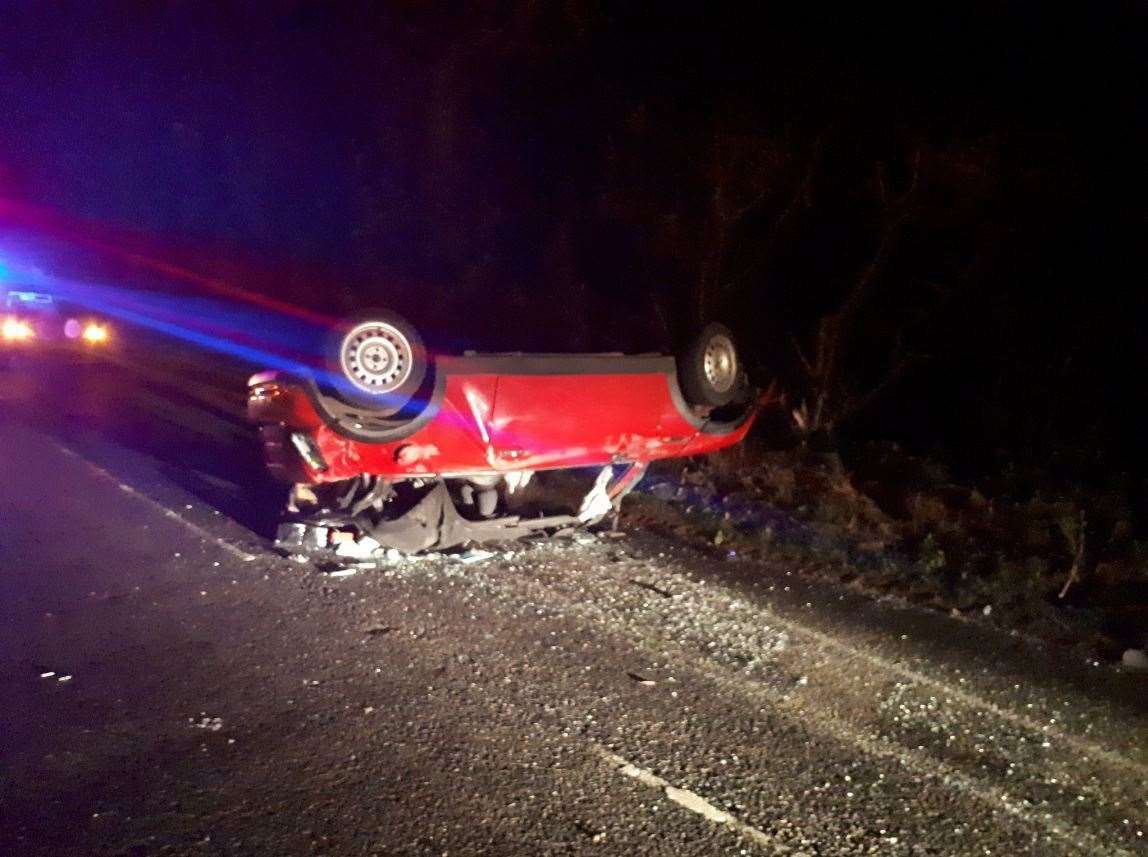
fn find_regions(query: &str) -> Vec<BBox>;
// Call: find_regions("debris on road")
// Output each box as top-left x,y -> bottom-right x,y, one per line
630,579 -> 673,598
274,478 -> 625,558
577,467 -> 614,523
335,534 -> 382,559
326,567 -> 359,578
189,716 -> 224,731
277,520 -> 387,563
1121,648 -> 1148,672
456,548 -> 496,564
627,672 -> 657,685
275,522 -> 329,553
648,482 -> 680,501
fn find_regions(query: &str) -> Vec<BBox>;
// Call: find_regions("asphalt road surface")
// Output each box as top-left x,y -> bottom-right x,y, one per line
1,353 -> 1146,857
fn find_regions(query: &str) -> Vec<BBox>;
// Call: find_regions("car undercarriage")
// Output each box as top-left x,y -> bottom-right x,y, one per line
273,462 -> 649,557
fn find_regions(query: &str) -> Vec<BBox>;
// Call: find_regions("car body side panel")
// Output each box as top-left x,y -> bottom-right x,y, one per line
249,358 -> 758,484
488,373 -> 698,470
302,375 -> 496,480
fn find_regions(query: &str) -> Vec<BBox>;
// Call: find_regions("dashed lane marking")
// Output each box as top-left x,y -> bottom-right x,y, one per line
526,547 -> 1148,782
592,745 -> 777,852
456,562 -> 1140,856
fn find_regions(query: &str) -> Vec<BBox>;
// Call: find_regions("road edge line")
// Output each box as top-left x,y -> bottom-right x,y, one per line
53,441 -> 257,562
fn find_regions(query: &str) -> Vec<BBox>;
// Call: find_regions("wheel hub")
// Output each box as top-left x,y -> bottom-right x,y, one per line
341,322 -> 413,393
703,334 -> 738,394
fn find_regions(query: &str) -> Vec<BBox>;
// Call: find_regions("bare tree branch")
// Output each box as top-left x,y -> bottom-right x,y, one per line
791,334 -> 814,375
725,131 -> 825,294
847,352 -> 927,422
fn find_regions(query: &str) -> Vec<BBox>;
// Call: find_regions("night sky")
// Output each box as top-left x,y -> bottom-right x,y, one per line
0,2 -> 1144,481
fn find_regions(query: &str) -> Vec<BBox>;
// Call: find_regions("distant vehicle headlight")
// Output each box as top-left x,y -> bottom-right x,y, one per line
2,317 -> 35,341
81,322 -> 109,344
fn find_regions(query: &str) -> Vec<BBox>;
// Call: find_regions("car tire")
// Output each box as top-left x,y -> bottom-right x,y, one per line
325,310 -> 430,412
677,322 -> 747,408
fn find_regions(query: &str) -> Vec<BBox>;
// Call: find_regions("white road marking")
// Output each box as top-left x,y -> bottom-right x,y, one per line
674,647 -> 1136,857
455,562 -> 1140,856
593,745 -> 776,851
533,547 -> 1148,782
53,442 -> 256,561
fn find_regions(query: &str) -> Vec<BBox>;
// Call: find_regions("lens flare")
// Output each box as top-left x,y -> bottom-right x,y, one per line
2,317 -> 35,340
81,322 -> 109,343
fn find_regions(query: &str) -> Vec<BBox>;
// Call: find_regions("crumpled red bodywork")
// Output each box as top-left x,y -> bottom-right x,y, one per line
249,354 -> 760,484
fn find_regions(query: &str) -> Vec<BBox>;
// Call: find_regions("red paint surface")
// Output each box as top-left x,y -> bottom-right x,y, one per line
249,361 -> 757,484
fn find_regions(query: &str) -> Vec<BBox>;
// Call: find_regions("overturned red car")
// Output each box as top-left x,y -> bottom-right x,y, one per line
248,312 -> 765,552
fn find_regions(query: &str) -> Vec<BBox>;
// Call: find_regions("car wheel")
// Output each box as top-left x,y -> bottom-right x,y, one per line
327,310 -> 429,411
677,322 -> 747,408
